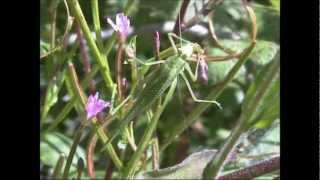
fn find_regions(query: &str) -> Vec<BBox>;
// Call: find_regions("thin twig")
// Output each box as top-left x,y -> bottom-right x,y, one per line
87,135 -> 97,180
173,0 -> 191,35
104,161 -> 114,180
75,22 -> 96,94
216,155 -> 280,180
116,40 -> 125,103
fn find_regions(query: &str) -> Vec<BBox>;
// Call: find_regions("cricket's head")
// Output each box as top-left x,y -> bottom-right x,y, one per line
179,43 -> 204,60
192,43 -> 204,55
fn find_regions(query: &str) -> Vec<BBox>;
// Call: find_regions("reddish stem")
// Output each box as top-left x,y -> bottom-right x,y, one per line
116,39 -> 125,102
86,135 -> 97,180
75,22 -> 95,94
216,155 -> 280,180
173,0 -> 190,35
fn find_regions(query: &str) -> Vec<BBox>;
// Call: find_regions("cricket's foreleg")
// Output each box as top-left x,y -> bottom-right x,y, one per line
184,61 -> 200,82
181,72 -> 222,109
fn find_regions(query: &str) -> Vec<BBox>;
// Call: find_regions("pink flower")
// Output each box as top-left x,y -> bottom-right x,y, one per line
85,92 -> 111,120
107,12 -> 131,39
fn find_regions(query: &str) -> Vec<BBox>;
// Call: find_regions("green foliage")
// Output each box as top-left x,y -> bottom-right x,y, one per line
40,0 -> 279,179
40,132 -> 86,176
136,149 -> 217,179
242,52 -> 280,128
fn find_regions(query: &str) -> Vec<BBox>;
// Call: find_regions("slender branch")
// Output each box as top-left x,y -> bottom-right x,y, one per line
203,116 -> 247,178
116,40 -> 125,103
104,161 -> 114,180
52,153 -> 65,179
87,134 -> 97,180
76,158 -> 85,180
62,121 -> 86,179
67,0 -> 114,92
216,156 -> 280,180
75,22 -> 96,93
207,12 -> 237,55
173,0 -> 190,34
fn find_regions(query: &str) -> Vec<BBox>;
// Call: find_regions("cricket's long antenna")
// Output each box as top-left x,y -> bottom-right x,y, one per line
178,11 -> 182,50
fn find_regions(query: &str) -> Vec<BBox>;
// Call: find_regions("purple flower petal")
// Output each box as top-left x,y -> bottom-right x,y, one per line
85,92 -> 111,120
198,58 -> 209,85
116,13 -> 130,38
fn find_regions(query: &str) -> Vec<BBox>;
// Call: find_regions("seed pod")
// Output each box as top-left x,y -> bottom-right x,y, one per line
198,58 -> 208,85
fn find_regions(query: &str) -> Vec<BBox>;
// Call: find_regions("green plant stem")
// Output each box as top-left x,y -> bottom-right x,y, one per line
203,117 -> 246,179
160,42 -> 256,152
62,121 -> 86,179
91,0 -> 103,50
67,0 -> 114,92
203,58 -> 279,179
92,123 -> 123,169
122,101 -> 162,178
66,61 -> 123,170
123,79 -> 177,178
152,137 -> 160,170
52,153 -> 65,179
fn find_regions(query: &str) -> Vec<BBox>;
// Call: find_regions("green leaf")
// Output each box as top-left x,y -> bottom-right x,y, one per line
40,132 -> 86,175
207,40 -> 278,85
249,41 -> 279,65
40,40 -> 50,57
207,59 -> 246,86
136,149 -> 217,179
240,121 -> 279,163
41,70 -> 66,123
270,0 -> 280,12
253,77 -> 279,129
241,53 -> 280,127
